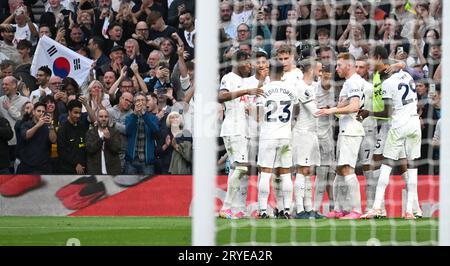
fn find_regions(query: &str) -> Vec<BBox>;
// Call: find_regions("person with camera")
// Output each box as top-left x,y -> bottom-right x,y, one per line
0,25 -> 21,65
1,3 -> 38,45
86,108 -> 122,175
16,102 -> 56,174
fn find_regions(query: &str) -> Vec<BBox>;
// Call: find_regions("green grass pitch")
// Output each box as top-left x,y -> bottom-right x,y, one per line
0,217 -> 438,246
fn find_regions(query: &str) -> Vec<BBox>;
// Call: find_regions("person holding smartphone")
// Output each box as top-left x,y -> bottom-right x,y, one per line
16,102 -> 56,174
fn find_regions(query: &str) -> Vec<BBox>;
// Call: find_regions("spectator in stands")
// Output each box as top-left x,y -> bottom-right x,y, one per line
220,1 -> 235,39
16,39 -> 32,64
104,22 -> 125,55
147,10 -> 178,42
0,59 -> 15,97
168,0 -> 195,27
17,101 -> 56,174
83,80 -> 111,119
38,24 -> 52,38
0,76 -> 28,171
166,111 -> 192,174
0,24 -> 22,64
124,92 -> 160,175
88,36 -> 110,73
108,66 -> 136,106
107,91 -> 133,172
29,66 -> 52,103
57,99 -> 88,174
0,113 -> 13,174
86,108 -> 122,175
99,45 -> 125,78
124,38 -> 148,74
337,24 -> 368,59
132,0 -> 166,23
178,10 -> 195,51
131,21 -> 154,61
1,4 -> 39,45
40,95 -> 61,172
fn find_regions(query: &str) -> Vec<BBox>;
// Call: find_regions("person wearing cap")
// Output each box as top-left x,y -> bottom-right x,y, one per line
99,45 -> 126,78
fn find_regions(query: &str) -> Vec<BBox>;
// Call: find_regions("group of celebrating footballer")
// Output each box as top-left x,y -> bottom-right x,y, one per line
218,44 -> 422,220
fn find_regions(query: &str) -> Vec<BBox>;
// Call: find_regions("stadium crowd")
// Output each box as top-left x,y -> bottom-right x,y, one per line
0,0 -> 442,201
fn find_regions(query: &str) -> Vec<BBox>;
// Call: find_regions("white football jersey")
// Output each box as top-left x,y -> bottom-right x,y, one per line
219,72 -> 250,137
361,80 -> 377,129
242,75 -> 271,138
382,70 -> 418,129
257,81 -> 299,140
293,79 -> 318,132
281,67 -> 304,86
315,80 -> 336,139
338,73 -> 365,136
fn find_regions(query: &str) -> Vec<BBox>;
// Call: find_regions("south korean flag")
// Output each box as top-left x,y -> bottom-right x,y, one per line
31,35 -> 93,86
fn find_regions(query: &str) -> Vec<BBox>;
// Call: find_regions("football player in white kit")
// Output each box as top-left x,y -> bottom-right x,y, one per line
231,51 -> 270,218
271,44 -> 304,218
218,50 -> 264,219
355,57 -> 380,214
362,61 -> 422,220
256,61 -> 299,219
313,64 -> 337,215
291,58 -> 324,219
316,53 -> 365,219
360,46 -> 421,218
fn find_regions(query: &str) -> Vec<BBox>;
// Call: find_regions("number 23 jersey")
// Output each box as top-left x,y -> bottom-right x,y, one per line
382,70 -> 418,129
257,81 -> 299,140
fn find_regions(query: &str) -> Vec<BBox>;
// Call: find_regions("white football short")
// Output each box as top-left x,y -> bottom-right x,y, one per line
318,134 -> 335,166
223,135 -> 249,164
373,120 -> 391,155
383,116 -> 422,161
358,127 -> 377,165
336,135 -> 363,168
293,131 -> 321,167
257,139 -> 292,168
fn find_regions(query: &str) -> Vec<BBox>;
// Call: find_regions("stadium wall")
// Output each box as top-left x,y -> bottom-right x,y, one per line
0,175 -> 439,217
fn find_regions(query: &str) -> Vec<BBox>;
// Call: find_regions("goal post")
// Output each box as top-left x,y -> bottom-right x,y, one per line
192,0 -> 219,246
439,0 -> 450,247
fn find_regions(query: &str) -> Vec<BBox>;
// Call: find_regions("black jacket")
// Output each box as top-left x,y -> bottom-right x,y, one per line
0,117 -> 13,169
57,119 -> 88,174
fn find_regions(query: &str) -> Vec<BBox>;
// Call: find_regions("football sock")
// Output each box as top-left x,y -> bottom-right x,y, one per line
280,173 -> 293,211
373,164 -> 392,210
294,173 -> 305,213
406,168 -> 418,214
304,175 -> 313,212
272,173 -> 284,211
314,166 -> 328,212
345,174 -> 362,214
363,170 -> 375,212
258,172 -> 272,212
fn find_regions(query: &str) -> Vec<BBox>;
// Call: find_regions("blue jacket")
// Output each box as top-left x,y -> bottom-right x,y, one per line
125,112 -> 160,164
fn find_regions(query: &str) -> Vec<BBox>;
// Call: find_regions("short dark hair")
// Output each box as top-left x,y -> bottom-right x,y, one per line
269,60 -> 284,76
17,39 -> 32,50
233,50 -> 250,62
33,101 -> 47,110
255,50 -> 269,59
0,60 -> 15,70
371,45 -> 389,60
38,66 -> 52,76
107,22 -> 122,32
90,36 -> 105,51
67,99 -> 82,111
298,58 -> 317,73
147,10 -> 162,24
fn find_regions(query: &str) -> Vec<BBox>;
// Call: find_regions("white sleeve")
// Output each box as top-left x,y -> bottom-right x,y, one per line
304,101 -> 320,117
347,80 -> 363,99
219,75 -> 230,92
381,80 -> 393,99
298,87 -> 314,104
